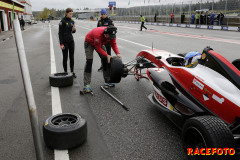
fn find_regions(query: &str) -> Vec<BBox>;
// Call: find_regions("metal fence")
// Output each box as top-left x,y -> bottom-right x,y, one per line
111,0 -> 240,26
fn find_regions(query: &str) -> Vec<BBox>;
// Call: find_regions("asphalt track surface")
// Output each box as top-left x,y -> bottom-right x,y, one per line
0,20 -> 239,160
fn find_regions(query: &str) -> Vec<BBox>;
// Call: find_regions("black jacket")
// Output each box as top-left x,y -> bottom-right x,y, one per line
58,17 -> 76,44
217,13 -> 224,21
97,17 -> 113,27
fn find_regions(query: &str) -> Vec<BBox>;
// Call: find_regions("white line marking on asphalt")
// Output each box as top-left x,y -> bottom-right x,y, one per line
49,23 -> 70,160
117,38 -> 154,49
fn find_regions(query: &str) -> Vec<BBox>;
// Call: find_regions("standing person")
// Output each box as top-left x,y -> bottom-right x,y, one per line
170,13 -> 174,23
200,12 -> 204,24
154,13 -> 157,22
82,26 -> 122,92
181,12 -> 185,24
140,15 -> 147,31
97,8 -> 114,72
217,12 -> 224,26
210,11 -> 215,25
58,8 -> 77,78
191,13 -> 195,24
20,17 -> 25,30
196,12 -> 200,24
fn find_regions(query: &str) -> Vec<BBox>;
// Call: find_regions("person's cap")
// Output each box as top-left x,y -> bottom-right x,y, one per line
105,26 -> 117,39
101,8 -> 107,15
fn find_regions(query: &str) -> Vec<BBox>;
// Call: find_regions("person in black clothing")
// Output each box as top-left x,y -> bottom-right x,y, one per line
217,12 -> 224,26
181,12 -> 185,24
97,8 -> 114,72
20,17 -> 25,30
154,13 -> 157,22
58,8 -> 77,78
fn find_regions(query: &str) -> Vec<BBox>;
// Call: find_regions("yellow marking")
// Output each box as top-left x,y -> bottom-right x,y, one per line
202,53 -> 206,60
0,1 -> 24,12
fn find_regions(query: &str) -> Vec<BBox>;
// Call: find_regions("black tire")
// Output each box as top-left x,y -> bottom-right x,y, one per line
182,116 -> 235,160
43,113 -> 87,150
49,72 -> 73,87
232,59 -> 240,71
109,56 -> 124,83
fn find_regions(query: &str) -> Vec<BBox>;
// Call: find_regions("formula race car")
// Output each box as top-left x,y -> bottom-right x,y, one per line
110,47 -> 240,160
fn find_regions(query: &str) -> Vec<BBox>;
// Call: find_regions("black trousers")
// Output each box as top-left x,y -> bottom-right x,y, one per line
62,41 -> 75,72
140,22 -> 147,31
105,42 -> 111,56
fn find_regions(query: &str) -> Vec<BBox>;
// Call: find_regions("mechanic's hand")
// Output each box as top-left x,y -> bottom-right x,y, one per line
107,55 -> 113,63
60,45 -> 65,50
72,26 -> 76,32
117,54 -> 122,59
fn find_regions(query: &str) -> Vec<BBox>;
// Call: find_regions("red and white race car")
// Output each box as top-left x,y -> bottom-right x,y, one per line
122,47 -> 240,160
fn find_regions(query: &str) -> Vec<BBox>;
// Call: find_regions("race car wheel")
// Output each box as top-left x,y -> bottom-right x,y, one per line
110,56 -> 124,83
49,72 -> 73,87
182,116 -> 235,160
43,113 -> 87,150
232,59 -> 240,71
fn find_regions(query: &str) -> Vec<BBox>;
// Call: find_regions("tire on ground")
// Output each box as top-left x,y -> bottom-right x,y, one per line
43,113 -> 87,150
182,116 -> 235,160
49,72 -> 73,87
232,59 -> 240,71
109,56 -> 124,83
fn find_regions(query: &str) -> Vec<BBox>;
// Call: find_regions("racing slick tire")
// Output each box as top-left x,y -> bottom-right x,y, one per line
232,59 -> 240,71
43,113 -> 87,150
182,116 -> 236,160
109,56 -> 124,83
49,72 -> 73,87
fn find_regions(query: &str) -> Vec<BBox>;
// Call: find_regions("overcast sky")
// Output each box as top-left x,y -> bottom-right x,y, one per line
31,0 -> 206,11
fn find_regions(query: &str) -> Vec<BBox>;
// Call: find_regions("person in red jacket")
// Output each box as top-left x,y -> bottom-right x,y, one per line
83,26 -> 121,92
170,13 -> 174,23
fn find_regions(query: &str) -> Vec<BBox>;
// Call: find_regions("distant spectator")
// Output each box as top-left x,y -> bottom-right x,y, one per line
181,12 -> 185,23
170,13 -> 174,23
204,11 -> 209,25
154,13 -> 157,22
20,17 -> 25,30
191,13 -> 195,24
196,12 -> 200,24
217,12 -> 224,26
140,15 -> 147,31
200,12 -> 204,24
210,11 -> 215,25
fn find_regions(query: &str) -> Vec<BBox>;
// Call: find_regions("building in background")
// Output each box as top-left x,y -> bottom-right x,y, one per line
0,0 -> 24,32
17,0 -> 32,22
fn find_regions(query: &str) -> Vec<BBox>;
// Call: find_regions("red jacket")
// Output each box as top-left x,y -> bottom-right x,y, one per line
85,27 -> 120,57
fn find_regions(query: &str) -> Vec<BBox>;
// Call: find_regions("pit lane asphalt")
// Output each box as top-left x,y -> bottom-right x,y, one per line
0,20 -> 239,160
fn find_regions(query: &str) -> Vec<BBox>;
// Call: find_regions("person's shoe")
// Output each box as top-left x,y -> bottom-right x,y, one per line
104,83 -> 115,87
72,72 -> 77,78
98,66 -> 103,72
145,28 -> 147,30
83,84 -> 92,92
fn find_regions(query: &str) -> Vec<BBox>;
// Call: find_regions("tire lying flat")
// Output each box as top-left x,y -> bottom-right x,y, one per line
43,113 -> 87,150
109,56 -> 124,83
49,72 -> 73,87
182,116 -> 235,160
